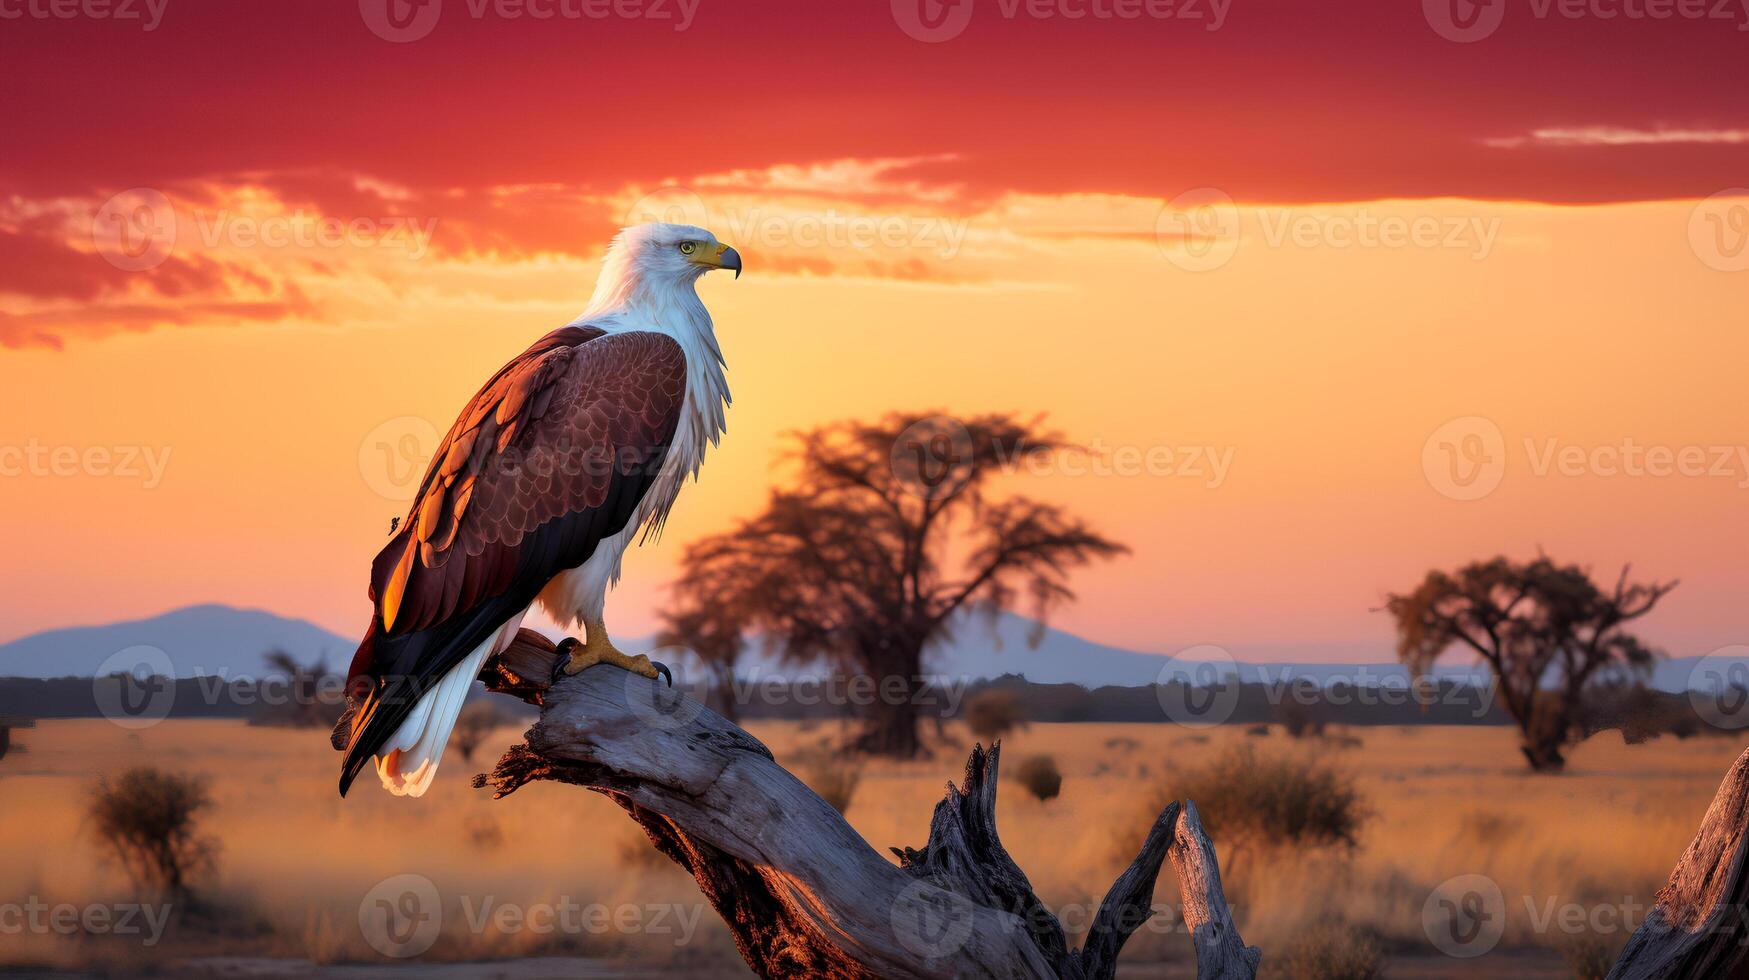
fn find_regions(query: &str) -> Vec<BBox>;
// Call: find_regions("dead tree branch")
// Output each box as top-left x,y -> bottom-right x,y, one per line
475,629 -> 1258,979
1609,746 -> 1749,980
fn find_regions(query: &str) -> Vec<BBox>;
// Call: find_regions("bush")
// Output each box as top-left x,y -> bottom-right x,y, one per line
89,768 -> 217,901
1561,934 -> 1616,980
1274,922 -> 1383,980
963,689 -> 1027,742
1176,744 -> 1366,853
1278,697 -> 1326,739
1015,754 -> 1062,802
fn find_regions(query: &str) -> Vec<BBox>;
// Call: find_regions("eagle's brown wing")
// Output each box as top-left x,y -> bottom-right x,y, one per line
336,327 -> 686,795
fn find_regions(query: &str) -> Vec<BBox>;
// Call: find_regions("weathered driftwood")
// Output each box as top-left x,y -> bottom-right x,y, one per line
1608,746 -> 1749,980
1169,802 -> 1261,979
474,629 -> 1258,979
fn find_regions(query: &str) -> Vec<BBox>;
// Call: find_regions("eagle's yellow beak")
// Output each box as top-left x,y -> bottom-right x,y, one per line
690,242 -> 743,279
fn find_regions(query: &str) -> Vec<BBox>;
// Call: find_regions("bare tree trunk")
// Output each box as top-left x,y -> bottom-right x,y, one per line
848,638 -> 930,759
476,629 -> 1258,979
1608,746 -> 1749,980
854,691 -> 927,759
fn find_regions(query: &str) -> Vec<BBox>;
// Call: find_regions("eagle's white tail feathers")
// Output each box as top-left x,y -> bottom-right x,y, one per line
373,617 -> 522,797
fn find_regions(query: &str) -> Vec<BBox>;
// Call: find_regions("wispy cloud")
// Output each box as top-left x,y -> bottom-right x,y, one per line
1484,126 -> 1749,149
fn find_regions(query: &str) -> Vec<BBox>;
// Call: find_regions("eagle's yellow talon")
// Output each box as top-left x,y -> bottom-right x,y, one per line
557,621 -> 660,679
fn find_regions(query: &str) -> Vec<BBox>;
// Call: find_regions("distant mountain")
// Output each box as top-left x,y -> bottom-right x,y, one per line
0,604 -> 353,680
1,604 -> 1736,694
734,609 -> 1737,695
729,609 -> 1482,688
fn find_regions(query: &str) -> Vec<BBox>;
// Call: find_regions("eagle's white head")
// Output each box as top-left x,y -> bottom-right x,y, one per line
584,222 -> 742,320
575,222 -> 736,454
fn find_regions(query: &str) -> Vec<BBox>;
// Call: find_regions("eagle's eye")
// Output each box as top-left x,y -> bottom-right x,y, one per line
678,241 -> 698,255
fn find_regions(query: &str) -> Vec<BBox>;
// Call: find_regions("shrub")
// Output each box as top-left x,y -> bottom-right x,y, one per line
1274,922 -> 1383,980
464,813 -> 503,850
1015,754 -> 1062,802
1560,934 -> 1616,980
963,689 -> 1027,742
1176,744 -> 1366,853
1278,697 -> 1326,739
89,768 -> 217,901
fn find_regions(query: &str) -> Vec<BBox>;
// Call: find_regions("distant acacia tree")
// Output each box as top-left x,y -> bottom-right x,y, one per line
248,650 -> 342,729
670,412 -> 1125,758
1385,556 -> 1677,771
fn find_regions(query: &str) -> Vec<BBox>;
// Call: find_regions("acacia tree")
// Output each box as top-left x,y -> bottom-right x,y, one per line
671,412 -> 1126,757
1385,556 -> 1677,771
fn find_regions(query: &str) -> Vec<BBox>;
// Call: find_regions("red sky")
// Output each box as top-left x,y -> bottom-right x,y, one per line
2,0 -> 1746,661
4,0 -> 1746,207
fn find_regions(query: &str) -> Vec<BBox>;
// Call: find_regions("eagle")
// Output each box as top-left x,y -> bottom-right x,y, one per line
333,222 -> 740,797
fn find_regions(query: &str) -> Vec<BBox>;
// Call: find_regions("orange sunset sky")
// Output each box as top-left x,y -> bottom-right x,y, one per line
1,0 -> 1745,662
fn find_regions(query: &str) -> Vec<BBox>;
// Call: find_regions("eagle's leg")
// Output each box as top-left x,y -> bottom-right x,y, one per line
558,619 -> 672,685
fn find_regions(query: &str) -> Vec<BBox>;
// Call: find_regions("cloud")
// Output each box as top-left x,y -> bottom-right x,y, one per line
1484,127 -> 1749,149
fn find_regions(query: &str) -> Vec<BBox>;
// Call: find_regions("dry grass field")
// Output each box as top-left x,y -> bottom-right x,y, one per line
0,717 -> 1740,978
